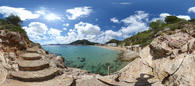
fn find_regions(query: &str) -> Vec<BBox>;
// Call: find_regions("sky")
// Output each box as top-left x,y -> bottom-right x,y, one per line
0,0 -> 194,44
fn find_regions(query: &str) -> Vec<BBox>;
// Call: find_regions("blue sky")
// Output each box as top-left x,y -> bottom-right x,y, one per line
0,0 -> 194,44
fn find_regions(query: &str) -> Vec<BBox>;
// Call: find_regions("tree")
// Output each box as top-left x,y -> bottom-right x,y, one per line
189,19 -> 195,22
106,39 -> 121,45
149,20 -> 165,30
6,14 -> 22,26
165,16 -> 185,24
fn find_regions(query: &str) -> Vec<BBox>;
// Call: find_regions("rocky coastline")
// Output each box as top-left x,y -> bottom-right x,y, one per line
0,23 -> 195,86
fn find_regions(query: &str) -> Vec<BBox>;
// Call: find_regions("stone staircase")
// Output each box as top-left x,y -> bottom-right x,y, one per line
9,49 -> 62,82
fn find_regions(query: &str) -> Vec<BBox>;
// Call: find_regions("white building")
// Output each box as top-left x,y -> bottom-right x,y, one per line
107,43 -> 117,47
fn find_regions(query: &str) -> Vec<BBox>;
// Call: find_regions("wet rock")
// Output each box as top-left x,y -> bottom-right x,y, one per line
80,58 -> 86,62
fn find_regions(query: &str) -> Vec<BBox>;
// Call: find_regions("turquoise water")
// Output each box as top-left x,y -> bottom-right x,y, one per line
42,45 -> 128,75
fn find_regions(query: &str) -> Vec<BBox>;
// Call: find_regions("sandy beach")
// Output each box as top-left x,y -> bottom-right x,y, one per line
96,45 -> 127,61
96,45 -> 126,52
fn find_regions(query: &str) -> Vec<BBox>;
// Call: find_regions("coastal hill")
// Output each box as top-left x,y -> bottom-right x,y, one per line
107,16 -> 195,47
69,39 -> 98,45
0,15 -> 195,86
103,16 -> 195,86
106,39 -> 121,44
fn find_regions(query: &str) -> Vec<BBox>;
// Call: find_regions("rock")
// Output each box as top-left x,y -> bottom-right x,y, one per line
0,30 -> 28,50
0,65 -> 7,86
80,58 -> 86,62
50,56 -> 66,68
76,78 -> 107,86
188,39 -> 195,53
0,39 -> 2,43
8,52 -> 16,61
121,50 -> 139,62
150,32 -> 192,59
11,63 -> 19,71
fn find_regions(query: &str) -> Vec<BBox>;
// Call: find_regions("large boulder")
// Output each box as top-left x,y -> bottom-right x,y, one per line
50,56 -> 66,68
150,32 -> 193,59
0,30 -> 27,50
121,50 -> 139,62
140,31 -> 195,86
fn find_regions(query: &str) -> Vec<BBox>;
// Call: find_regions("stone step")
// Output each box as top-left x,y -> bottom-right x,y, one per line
10,68 -> 62,82
21,53 -> 42,60
26,49 -> 38,53
18,60 -> 49,71
26,46 -> 40,53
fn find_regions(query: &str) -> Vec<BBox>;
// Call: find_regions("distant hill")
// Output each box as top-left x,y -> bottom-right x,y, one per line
106,39 -> 121,45
69,40 -> 98,45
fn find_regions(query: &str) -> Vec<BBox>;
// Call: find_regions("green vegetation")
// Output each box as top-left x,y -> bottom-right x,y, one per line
189,18 -> 195,25
165,16 -> 185,24
0,14 -> 28,38
106,39 -> 121,45
69,39 -> 99,45
107,16 -> 194,47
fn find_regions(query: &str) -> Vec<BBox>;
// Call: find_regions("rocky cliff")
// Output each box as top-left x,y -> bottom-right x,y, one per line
0,30 -> 103,86
99,23 -> 195,86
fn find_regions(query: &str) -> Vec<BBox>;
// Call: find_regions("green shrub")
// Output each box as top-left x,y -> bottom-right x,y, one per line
6,14 -> 22,26
120,17 -> 193,47
0,15 -> 28,39
150,20 -> 165,30
165,16 -> 186,24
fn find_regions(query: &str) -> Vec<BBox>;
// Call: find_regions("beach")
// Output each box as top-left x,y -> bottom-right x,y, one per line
96,45 -> 126,52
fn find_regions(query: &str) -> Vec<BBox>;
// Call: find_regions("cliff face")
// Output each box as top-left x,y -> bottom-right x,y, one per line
101,24 -> 195,86
0,30 -> 103,86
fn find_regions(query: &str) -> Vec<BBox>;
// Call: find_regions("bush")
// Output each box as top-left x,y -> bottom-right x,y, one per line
165,16 -> 186,24
106,39 -> 121,45
0,15 -> 28,38
150,20 -> 165,30
189,19 -> 195,25
6,14 -> 22,26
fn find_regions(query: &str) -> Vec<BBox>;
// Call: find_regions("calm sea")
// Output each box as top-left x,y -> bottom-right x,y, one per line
42,45 -> 128,75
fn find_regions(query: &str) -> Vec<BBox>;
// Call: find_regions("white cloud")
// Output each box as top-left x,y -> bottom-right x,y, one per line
63,28 -> 67,31
35,10 -> 46,15
60,11 -> 149,44
110,17 -> 120,23
152,13 -> 191,21
63,23 -> 69,27
0,6 -> 40,20
48,28 -> 62,37
66,6 -> 92,20
75,22 -> 101,35
120,2 -> 131,5
160,13 -> 171,18
120,11 -> 149,38
36,9 -> 61,21
105,30 -> 122,37
24,22 -> 66,44
188,7 -> 195,13
23,22 -> 48,41
151,13 -> 170,21
44,13 -> 61,21
121,11 -> 149,24
177,15 -> 191,20
25,11 -> 151,44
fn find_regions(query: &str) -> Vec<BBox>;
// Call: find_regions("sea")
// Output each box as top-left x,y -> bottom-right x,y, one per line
42,45 -> 128,75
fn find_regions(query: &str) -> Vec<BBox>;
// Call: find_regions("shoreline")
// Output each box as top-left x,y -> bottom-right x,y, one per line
96,45 -> 127,61
96,45 -> 126,52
